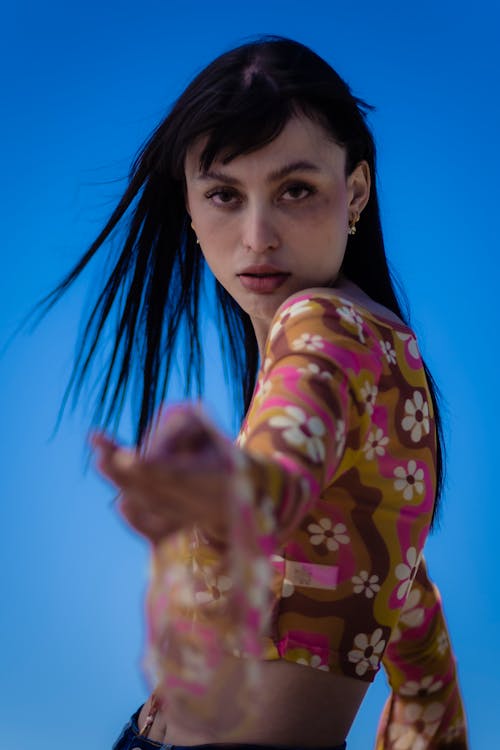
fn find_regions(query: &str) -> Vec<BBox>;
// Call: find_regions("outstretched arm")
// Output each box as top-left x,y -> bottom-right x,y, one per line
93,291 -> 438,739
376,558 -> 469,749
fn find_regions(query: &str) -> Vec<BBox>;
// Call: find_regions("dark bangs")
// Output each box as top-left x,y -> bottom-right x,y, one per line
163,37 -> 373,179
197,91 -> 373,180
165,73 -> 305,179
199,83 -> 297,172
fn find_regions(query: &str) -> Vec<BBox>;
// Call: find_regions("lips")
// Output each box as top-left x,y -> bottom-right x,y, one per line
241,272 -> 283,277
238,264 -> 288,276
238,270 -> 290,294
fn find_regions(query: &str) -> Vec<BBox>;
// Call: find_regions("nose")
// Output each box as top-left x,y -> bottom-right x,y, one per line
241,203 -> 280,253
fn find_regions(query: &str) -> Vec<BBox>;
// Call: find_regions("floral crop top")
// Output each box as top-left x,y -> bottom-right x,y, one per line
234,289 -> 436,678
145,289 -> 468,745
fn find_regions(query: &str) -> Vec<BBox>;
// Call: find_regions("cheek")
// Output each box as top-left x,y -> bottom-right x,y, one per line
294,191 -> 348,224
191,204 -> 237,246
303,198 -> 348,270
291,196 -> 348,246
198,244 -> 232,288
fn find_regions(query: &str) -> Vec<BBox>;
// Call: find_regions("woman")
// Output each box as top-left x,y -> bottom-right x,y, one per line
45,37 -> 468,748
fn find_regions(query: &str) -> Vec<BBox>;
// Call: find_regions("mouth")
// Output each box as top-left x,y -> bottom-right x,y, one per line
240,272 -> 285,277
237,272 -> 290,294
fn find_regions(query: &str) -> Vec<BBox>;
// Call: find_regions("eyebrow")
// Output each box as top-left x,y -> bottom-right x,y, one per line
196,160 -> 321,185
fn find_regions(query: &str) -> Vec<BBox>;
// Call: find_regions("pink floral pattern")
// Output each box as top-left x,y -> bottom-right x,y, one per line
145,290 -> 466,745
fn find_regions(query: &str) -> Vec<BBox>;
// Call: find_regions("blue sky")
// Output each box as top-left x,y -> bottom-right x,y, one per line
1,1 -> 498,747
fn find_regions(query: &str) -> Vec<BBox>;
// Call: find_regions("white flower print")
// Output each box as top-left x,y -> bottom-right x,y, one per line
348,628 -> 386,676
393,459 -> 425,501
352,570 -> 381,598
337,304 -> 360,326
282,577 -> 295,598
292,332 -> 325,352
389,624 -> 403,644
307,517 -> 350,551
443,718 -> 466,742
399,675 -> 444,697
395,547 -> 422,600
337,304 -> 365,343
299,476 -> 313,503
397,331 -> 420,360
262,356 -> 272,372
269,405 -> 326,462
360,381 -> 378,415
391,587 -> 425,641
286,298 -> 314,319
380,339 -> 397,365
256,378 -> 272,403
402,391 -> 430,442
297,362 -> 334,381
296,653 -> 329,671
247,557 -> 272,607
388,702 -> 445,750
268,317 -> 284,344
335,419 -> 346,458
180,644 -> 212,685
268,300 -> 313,344
363,428 -> 389,460
160,562 -> 196,607
400,587 -> 424,623
437,629 -> 449,656
271,554 -> 295,598
236,424 -> 248,447
258,495 -> 276,534
195,568 -> 233,605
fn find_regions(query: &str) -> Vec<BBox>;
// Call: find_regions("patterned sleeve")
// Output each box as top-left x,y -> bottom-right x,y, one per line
375,558 -> 469,749
236,294 -> 360,547
237,292 -> 436,682
146,291 -> 437,738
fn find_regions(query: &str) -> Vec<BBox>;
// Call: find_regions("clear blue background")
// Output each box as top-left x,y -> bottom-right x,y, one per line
1,1 -> 497,747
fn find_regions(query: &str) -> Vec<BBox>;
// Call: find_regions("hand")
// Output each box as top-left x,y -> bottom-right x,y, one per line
91,404 -> 234,545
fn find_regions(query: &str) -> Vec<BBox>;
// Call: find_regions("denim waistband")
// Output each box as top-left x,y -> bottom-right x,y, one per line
112,705 -> 347,750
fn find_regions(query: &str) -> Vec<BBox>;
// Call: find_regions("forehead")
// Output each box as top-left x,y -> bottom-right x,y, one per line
184,114 -> 346,179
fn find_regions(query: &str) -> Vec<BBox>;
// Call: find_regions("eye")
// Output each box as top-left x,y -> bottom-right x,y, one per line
205,187 -> 241,207
280,182 -> 317,201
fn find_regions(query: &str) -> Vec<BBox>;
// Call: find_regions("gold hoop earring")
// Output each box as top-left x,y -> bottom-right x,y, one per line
348,212 -> 360,236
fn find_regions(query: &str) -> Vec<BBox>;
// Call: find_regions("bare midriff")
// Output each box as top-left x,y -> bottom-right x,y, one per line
137,659 -> 369,746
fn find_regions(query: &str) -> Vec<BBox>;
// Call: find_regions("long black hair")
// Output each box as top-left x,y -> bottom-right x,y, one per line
37,35 -> 445,521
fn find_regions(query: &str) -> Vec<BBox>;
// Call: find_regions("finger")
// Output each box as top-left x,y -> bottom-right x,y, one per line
89,431 -> 122,464
120,466 -> 230,519
90,430 -> 118,450
148,407 -> 232,466
98,446 -> 224,495
118,493 -> 184,543
93,441 -> 140,489
117,468 -> 229,535
139,453 -> 230,483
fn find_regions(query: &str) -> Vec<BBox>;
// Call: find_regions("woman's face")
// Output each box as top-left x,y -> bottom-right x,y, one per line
184,114 -> 370,350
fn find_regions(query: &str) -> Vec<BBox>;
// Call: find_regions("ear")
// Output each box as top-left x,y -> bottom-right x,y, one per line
183,180 -> 191,217
347,160 -> 371,215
